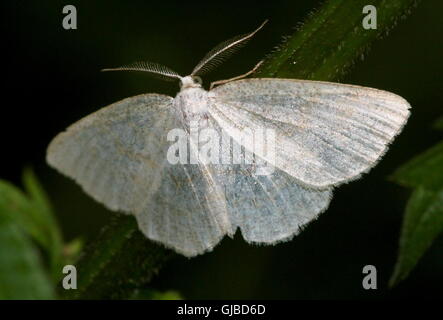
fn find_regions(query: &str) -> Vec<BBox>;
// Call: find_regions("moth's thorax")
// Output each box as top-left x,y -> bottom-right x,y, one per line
175,86 -> 210,126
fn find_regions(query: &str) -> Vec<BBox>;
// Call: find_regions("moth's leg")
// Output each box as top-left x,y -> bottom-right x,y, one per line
209,60 -> 263,90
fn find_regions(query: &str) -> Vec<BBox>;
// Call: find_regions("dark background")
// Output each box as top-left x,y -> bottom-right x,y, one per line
2,0 -> 442,299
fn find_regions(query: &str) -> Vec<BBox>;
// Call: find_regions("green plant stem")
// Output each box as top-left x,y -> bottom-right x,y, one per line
257,0 -> 420,80
60,215 -> 174,299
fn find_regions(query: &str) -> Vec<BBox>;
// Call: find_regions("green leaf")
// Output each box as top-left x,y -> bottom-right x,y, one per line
22,168 -> 64,278
0,179 -> 49,250
67,0 -> 421,298
391,140 -> 443,190
257,0 -> 420,80
0,169 -> 64,281
0,209 -> 54,299
60,215 -> 174,300
389,187 -> 443,287
390,129 -> 443,286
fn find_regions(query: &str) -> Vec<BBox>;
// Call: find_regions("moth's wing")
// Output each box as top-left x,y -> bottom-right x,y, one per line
136,161 -> 231,257
206,119 -> 332,243
47,94 -> 231,257
225,169 -> 332,243
47,94 -> 175,213
209,79 -> 411,189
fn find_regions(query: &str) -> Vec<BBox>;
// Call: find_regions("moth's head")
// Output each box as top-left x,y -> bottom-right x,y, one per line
179,75 -> 203,89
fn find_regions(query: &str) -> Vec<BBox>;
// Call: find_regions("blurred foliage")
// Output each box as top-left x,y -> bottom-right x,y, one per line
0,169 -> 176,299
0,169 -> 62,267
21,168 -> 64,279
0,170 -> 55,299
390,126 -> 443,286
0,214 -> 54,299
392,140 -> 443,191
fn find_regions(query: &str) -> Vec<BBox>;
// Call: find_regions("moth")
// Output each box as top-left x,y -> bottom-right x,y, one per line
47,21 -> 410,257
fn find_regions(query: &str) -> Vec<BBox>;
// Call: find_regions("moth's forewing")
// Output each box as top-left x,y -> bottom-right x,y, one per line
210,78 -> 410,189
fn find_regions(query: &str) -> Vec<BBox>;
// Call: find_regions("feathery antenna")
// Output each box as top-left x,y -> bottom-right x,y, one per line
191,20 -> 268,77
101,61 -> 182,81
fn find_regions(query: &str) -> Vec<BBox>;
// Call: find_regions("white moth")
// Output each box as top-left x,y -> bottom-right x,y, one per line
47,22 -> 410,257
